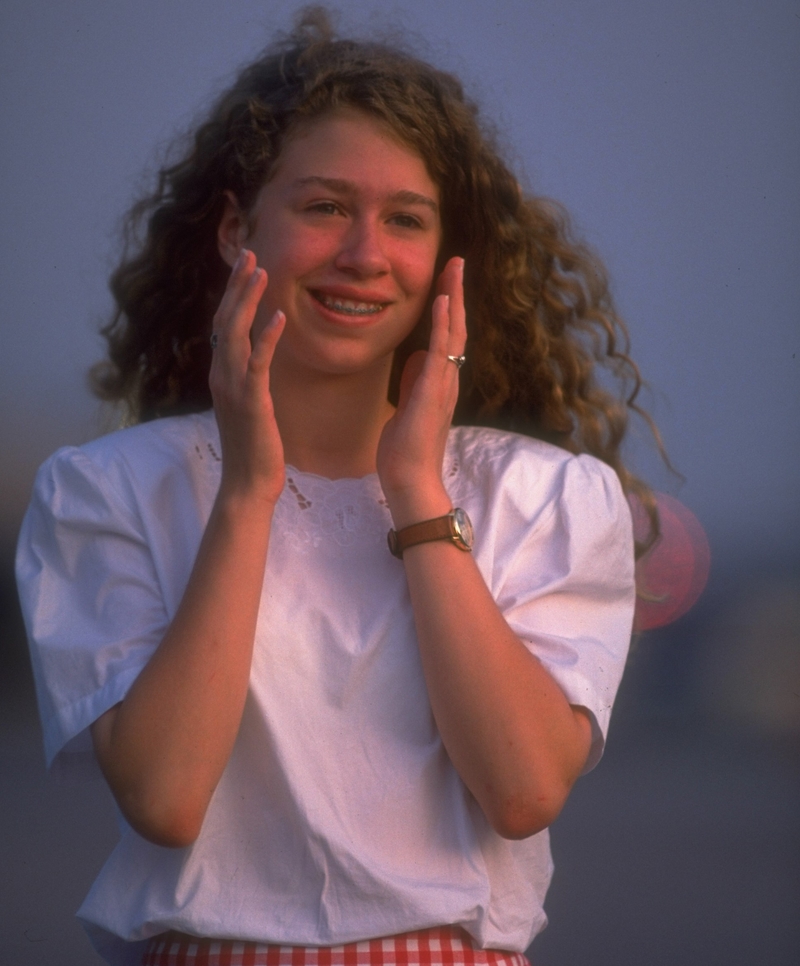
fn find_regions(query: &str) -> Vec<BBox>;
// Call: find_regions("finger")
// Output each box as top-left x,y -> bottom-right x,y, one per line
429,293 -> 451,362
434,254 -> 462,295
434,256 -> 462,301
213,249 -> 254,333
432,257 -> 467,355
215,260 -> 268,374
438,257 -> 466,356
396,350 -> 427,409
213,250 -> 266,345
448,257 -> 467,356
232,266 -> 269,343
249,309 -> 285,375
422,294 -> 461,408
210,253 -> 265,393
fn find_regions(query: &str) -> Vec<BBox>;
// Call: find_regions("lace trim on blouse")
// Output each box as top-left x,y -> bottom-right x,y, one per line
194,414 -> 464,553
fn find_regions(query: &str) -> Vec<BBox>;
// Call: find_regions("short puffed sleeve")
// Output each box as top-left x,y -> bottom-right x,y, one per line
15,446 -> 170,780
475,446 -> 635,772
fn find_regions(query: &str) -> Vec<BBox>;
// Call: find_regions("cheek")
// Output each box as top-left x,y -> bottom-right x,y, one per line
252,218 -> 332,283
397,245 -> 439,301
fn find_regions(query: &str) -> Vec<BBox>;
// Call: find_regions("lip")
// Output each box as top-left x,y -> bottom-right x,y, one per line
307,286 -> 395,326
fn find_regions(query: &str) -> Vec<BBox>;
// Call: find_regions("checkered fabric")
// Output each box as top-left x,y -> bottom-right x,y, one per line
141,925 -> 531,966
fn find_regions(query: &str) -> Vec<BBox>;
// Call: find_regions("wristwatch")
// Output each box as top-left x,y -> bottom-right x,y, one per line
388,508 -> 474,559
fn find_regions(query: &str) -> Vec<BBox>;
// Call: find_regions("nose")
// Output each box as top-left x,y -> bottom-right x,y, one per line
334,217 -> 391,277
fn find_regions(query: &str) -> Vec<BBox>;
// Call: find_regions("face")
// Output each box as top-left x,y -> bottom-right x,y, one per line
220,109 -> 442,378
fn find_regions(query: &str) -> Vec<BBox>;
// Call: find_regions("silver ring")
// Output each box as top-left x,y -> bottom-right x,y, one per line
210,333 -> 219,349
447,354 -> 466,370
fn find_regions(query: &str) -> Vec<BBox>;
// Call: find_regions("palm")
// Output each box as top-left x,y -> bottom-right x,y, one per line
377,257 -> 466,502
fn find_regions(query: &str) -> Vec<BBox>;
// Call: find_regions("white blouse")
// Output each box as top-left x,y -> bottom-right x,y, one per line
16,412 -> 635,966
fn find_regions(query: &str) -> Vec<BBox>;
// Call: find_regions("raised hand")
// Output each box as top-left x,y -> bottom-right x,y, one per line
209,248 -> 286,505
377,256 -> 467,528
90,250 -> 288,847
376,256 -> 594,842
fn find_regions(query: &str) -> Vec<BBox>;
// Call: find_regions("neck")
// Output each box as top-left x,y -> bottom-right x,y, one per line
270,359 -> 395,480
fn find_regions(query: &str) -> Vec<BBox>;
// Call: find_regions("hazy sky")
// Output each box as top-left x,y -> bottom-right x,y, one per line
1,0 -> 798,563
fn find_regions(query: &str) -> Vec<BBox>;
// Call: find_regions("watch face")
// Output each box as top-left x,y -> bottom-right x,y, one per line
452,508 -> 474,550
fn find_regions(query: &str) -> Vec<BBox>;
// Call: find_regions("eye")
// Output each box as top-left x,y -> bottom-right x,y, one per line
389,213 -> 423,229
306,201 -> 342,216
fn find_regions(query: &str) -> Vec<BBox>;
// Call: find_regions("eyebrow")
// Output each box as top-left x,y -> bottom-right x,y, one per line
293,176 -> 438,213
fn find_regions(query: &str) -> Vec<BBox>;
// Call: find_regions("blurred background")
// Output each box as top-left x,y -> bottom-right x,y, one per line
1,1 -> 798,963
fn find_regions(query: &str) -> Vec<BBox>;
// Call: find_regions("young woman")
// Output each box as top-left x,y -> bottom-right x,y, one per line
17,10 -> 656,965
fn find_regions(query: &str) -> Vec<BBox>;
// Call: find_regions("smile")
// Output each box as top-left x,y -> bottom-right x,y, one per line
312,291 -> 388,316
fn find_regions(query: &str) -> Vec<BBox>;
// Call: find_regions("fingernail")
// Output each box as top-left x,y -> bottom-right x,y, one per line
457,257 -> 465,275
234,249 -> 248,270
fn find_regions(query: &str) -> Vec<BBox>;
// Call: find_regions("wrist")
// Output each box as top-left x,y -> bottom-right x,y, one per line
384,483 -> 452,531
215,476 -> 283,518
388,507 -> 474,559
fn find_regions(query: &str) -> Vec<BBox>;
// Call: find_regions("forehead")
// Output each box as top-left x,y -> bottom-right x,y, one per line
268,108 -> 439,200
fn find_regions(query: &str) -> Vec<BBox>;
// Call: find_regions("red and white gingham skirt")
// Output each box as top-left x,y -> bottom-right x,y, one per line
141,925 -> 531,966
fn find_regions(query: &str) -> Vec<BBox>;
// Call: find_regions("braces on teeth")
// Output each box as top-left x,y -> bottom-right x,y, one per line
316,293 -> 384,315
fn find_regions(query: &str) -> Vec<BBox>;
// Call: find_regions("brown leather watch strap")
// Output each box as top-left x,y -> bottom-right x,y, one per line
388,514 -> 455,558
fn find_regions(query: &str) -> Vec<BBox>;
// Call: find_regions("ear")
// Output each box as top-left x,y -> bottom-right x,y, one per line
217,190 -> 248,267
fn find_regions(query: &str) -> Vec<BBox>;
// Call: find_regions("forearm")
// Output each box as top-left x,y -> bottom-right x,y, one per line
380,262 -> 590,837
393,493 -> 591,839
91,486 -> 275,847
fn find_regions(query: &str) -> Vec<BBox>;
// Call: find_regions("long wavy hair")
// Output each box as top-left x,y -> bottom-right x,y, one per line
91,6 -> 665,553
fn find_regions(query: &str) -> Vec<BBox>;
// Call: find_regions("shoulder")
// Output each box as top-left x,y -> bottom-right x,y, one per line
17,416 -> 218,778
446,425 -> 624,514
78,410 -> 217,475
29,411 -> 220,526
38,411 -> 217,489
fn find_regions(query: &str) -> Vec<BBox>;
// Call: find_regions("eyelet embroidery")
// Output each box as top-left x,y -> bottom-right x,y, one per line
274,474 -> 391,552
198,418 -> 464,552
194,438 -> 222,463
287,477 -> 312,510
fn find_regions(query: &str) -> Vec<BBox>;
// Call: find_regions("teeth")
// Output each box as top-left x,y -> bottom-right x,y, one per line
315,293 -> 385,316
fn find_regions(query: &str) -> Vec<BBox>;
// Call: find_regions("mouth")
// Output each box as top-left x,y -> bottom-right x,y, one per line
310,290 -> 389,317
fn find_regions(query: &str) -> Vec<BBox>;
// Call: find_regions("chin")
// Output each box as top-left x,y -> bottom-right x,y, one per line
277,340 -> 394,380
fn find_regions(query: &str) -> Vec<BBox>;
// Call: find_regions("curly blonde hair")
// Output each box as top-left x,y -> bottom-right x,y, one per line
92,6 -> 664,552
